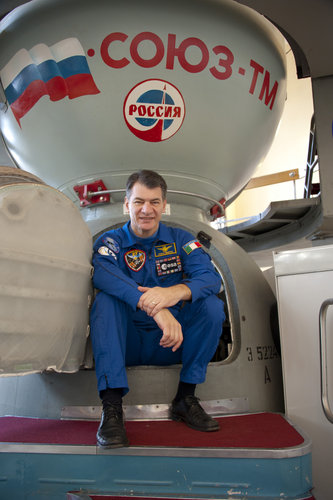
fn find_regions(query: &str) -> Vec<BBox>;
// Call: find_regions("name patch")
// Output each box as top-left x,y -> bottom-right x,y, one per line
156,256 -> 182,276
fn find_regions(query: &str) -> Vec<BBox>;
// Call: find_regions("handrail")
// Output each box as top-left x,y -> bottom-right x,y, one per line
319,298 -> 333,423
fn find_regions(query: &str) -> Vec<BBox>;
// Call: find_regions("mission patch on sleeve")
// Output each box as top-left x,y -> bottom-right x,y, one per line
103,237 -> 120,253
98,246 -> 117,259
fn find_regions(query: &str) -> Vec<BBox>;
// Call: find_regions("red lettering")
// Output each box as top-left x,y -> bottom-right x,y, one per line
125,104 -> 184,118
138,105 -> 146,116
130,32 -> 164,68
166,34 -> 209,73
249,59 -> 264,95
166,35 -> 179,70
129,104 -> 137,115
173,107 -> 181,117
164,106 -> 172,118
259,71 -> 278,110
210,45 -> 234,80
100,31 -> 281,111
100,32 -> 129,69
156,106 -> 163,118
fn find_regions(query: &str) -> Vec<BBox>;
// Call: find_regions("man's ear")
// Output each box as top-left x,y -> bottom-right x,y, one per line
162,199 -> 167,213
124,196 -> 129,211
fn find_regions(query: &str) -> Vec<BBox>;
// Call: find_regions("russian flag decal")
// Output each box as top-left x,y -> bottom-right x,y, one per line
0,38 -> 100,126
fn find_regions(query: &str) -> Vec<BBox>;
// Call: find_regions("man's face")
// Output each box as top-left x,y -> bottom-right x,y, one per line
125,182 -> 166,237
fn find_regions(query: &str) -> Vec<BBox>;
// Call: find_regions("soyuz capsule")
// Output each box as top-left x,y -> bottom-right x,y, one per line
0,0 -> 286,376
0,0 -> 286,210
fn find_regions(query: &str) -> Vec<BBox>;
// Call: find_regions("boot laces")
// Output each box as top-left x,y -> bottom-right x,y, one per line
103,401 -> 123,421
185,396 -> 206,417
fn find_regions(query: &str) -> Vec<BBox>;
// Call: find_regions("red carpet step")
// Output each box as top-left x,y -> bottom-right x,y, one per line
0,412 -> 304,449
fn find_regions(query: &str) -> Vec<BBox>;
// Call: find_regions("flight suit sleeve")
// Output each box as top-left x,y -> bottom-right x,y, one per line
179,235 -> 222,302
92,243 -> 142,311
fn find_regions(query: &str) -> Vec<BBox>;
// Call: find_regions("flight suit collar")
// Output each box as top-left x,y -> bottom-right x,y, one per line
121,221 -> 174,247
156,222 -> 175,243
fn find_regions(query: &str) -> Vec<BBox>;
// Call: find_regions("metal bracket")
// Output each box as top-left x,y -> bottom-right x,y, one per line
73,180 -> 110,207
210,197 -> 226,219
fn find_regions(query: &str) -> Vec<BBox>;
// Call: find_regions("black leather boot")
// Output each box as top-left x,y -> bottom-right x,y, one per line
170,395 -> 220,432
97,401 -> 129,448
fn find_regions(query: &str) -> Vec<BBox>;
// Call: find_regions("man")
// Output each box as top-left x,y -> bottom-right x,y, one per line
90,170 -> 225,448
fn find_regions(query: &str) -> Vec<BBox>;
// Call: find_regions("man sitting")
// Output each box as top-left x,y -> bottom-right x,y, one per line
90,169 -> 225,448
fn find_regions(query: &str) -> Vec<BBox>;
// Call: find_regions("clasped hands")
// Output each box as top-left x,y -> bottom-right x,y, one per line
137,284 -> 191,352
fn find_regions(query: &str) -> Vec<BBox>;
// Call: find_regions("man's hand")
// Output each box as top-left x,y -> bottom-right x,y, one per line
153,309 -> 183,352
137,284 -> 191,316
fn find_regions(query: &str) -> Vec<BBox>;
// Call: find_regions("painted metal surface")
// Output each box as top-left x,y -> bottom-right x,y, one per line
0,448 -> 312,499
0,0 -> 286,211
0,437 -> 312,460
60,398 -> 250,420
274,244 -> 333,276
274,245 -> 333,500
0,1 -> 285,420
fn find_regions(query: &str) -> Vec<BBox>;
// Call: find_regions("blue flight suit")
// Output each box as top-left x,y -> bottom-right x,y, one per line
90,221 -> 225,395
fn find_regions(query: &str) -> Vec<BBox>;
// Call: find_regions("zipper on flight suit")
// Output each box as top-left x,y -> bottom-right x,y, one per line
146,243 -> 156,285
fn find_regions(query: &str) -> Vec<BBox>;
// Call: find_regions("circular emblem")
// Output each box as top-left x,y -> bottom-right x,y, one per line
123,79 -> 185,142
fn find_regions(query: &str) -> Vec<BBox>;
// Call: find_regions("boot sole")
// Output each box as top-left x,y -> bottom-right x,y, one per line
97,438 -> 129,449
170,412 -> 220,432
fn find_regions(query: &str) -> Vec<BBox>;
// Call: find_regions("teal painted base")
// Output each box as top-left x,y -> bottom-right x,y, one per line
0,450 -> 312,499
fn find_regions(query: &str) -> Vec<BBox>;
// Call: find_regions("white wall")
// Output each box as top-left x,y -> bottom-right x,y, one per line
225,48 -> 314,224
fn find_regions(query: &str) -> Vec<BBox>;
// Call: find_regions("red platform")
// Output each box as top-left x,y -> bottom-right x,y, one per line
0,412 -> 304,449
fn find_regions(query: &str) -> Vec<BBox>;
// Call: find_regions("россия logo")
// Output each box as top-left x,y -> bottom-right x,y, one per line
123,79 -> 185,142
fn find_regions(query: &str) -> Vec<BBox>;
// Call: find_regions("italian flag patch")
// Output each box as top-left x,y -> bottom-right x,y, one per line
183,239 -> 202,255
